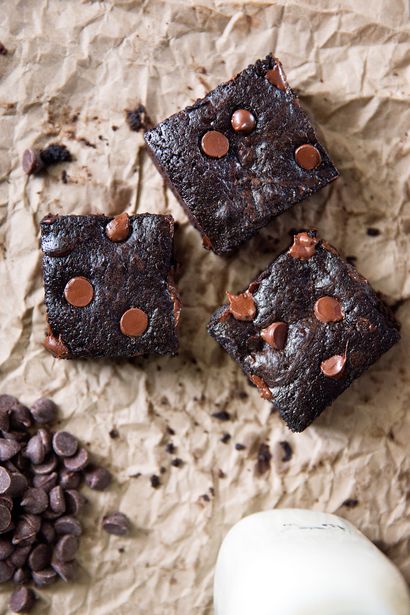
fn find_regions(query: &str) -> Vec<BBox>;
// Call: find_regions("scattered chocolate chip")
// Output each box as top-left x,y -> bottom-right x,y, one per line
9,586 -> 36,613
106,213 -> 130,242
279,441 -> 293,462
54,516 -> 82,537
21,488 -> 48,515
51,557 -> 77,582
295,144 -> 321,170
64,277 -> 94,308
0,439 -> 21,461
52,432 -> 78,458
63,448 -> 88,472
31,567 -> 57,587
256,443 -> 272,474
342,498 -> 359,508
220,433 -> 231,444
109,428 -> 119,439
235,443 -> 246,451
40,521 -> 56,545
30,398 -> 57,424
201,130 -> 229,158
84,466 -> 112,491
288,231 -> 318,259
22,149 -> 45,175
5,472 -> 28,497
102,512 -> 130,536
249,374 -> 272,400
126,104 -> 151,132
54,534 -> 79,562
314,296 -> 344,323
28,544 -> 51,572
170,458 -> 184,468
10,404 -> 32,431
261,322 -> 288,350
266,63 -> 286,90
120,307 -> 148,337
231,109 -> 256,134
150,475 -> 161,489
367,227 -> 380,237
226,291 -> 256,321
321,353 -> 347,378
211,410 -> 231,421
12,515 -> 39,547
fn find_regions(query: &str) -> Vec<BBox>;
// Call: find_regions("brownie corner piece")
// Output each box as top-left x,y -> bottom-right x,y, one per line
208,231 -> 400,432
40,213 -> 181,359
144,55 -> 339,255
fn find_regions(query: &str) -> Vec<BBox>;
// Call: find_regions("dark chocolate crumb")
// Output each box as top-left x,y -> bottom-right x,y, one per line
40,143 -> 72,166
279,441 -> 293,462
201,494 -> 210,502
238,391 -> 248,400
346,256 -> 357,265
78,137 -> 96,149
166,426 -> 175,436
118,547 -> 125,553
150,475 -> 161,489
209,487 -> 215,496
235,443 -> 246,451
256,443 -> 272,474
61,169 -> 68,184
367,227 -> 380,237
130,472 -> 141,479
126,104 -> 152,132
112,125 -> 119,131
342,498 -> 359,508
221,433 -> 231,444
160,466 -> 166,475
217,469 -> 226,479
211,410 -> 231,421
165,443 -> 176,454
0,43 -> 8,56
171,458 -> 183,468
109,428 -> 119,439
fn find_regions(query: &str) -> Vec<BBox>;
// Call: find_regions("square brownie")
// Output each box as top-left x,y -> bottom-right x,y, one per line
40,213 -> 180,359
144,55 -> 339,256
208,231 -> 400,431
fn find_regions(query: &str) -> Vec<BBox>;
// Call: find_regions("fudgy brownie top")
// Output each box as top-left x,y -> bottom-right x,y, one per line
208,232 -> 400,431
144,55 -> 339,255
41,214 -> 179,359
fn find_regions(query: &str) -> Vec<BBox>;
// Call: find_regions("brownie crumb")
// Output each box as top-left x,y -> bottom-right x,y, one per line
166,426 -> 175,436
126,104 -> 152,132
346,256 -> 357,265
256,443 -> 272,474
40,143 -> 72,166
150,474 -> 161,489
279,441 -> 293,462
235,443 -> 246,451
209,487 -> 215,496
342,498 -> 359,508
61,169 -> 68,184
211,410 -> 231,421
112,125 -> 119,131
221,433 -> 231,444
165,442 -> 176,454
217,469 -> 226,479
201,494 -> 210,502
118,547 -> 125,553
0,42 -> 8,55
367,227 -> 380,237
238,390 -> 248,400
171,458 -> 184,468
109,428 -> 119,439
160,466 -> 167,474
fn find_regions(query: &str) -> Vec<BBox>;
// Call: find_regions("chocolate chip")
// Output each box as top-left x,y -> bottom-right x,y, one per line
220,433 -> 231,444
9,546 -> 31,568
279,441 -> 293,462
21,488 -> 48,515
32,472 -> 58,492
211,410 -> 231,421
0,503 -> 12,532
261,322 -> 288,350
51,557 -> 77,582
120,307 -> 148,337
9,586 -> 36,612
31,567 -> 57,587
226,291 -> 256,321
12,567 -> 31,585
367,227 -> 380,237
84,466 -> 112,491
314,296 -> 344,323
249,374 -> 272,400
102,512 -> 130,536
10,404 -> 32,431
28,544 -> 51,572
22,148 -> 45,175
24,433 -> 46,465
52,431 -> 78,458
106,213 -> 130,242
150,475 -> 160,489
64,277 -> 94,308
12,516 -> 38,547
30,398 -> 57,424
231,109 -> 256,134
32,454 -> 57,475
256,443 -> 272,474
0,495 -> 13,510
0,439 -> 21,461
54,535 -> 79,562
0,539 -> 13,560
0,559 -> 15,582
43,333 -> 70,359
321,353 -> 347,378
49,486 -> 66,515
288,231 -> 318,259
201,130 -> 229,158
235,443 -> 246,451
342,498 -> 359,508
171,458 -> 184,468
63,448 -> 88,472
40,521 -> 56,545
65,490 -> 87,516
295,144 -> 321,170
59,469 -> 81,490
1,470 -> 28,497
108,428 -> 119,439
54,516 -> 82,537
266,63 -> 287,90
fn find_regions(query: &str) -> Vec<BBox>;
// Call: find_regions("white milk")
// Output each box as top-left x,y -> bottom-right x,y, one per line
214,509 -> 410,615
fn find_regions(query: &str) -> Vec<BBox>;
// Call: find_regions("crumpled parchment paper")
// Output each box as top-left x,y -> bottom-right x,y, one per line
0,1 -> 409,613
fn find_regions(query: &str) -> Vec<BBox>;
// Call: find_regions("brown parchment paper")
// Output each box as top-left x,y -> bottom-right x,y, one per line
0,0 -> 409,613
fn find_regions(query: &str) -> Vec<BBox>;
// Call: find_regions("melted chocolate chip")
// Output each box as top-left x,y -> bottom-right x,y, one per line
321,353 -> 346,378
231,109 -> 256,133
249,375 -> 272,400
226,291 -> 256,321
106,213 -> 130,242
260,322 -> 288,350
265,63 -> 287,90
314,296 -> 344,323
288,231 -> 318,260
120,308 -> 148,337
43,333 -> 69,359
295,144 -> 322,170
64,277 -> 94,308
201,131 -> 229,158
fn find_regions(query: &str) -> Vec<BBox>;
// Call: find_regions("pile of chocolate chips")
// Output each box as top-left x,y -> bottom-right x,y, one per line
0,394 -> 122,612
